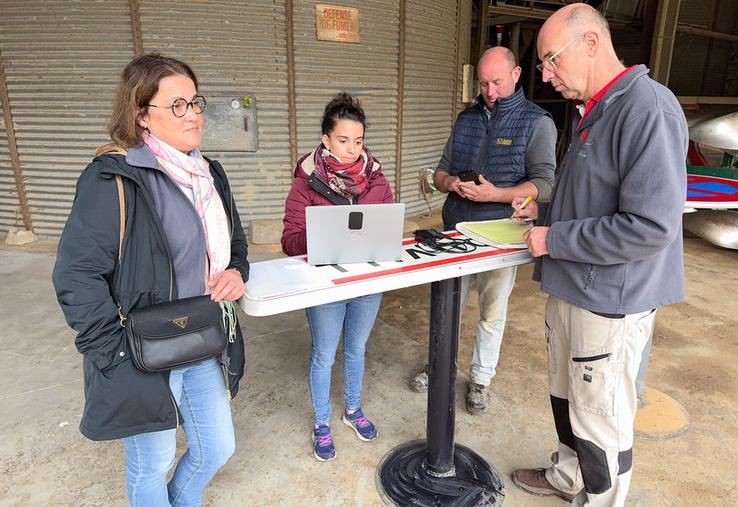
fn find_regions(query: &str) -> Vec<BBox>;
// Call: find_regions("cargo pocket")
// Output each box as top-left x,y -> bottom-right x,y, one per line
568,310 -> 624,417
545,320 -> 557,381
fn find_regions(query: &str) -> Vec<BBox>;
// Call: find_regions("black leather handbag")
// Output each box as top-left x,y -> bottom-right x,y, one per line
125,295 -> 228,373
114,174 -> 230,374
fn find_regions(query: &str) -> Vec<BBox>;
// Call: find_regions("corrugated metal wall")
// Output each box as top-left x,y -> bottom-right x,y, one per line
670,0 -> 737,96
291,0 -> 400,189
0,0 -> 133,236
138,0 -> 291,225
401,0 -> 471,217
0,0 -> 471,237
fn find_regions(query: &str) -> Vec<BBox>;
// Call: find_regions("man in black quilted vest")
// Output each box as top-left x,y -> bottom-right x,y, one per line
409,46 -> 557,415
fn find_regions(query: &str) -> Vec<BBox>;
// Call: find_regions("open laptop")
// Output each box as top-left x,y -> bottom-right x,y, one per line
305,203 -> 405,265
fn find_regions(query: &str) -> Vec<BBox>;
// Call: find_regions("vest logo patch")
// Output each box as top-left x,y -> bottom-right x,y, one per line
496,138 -> 513,146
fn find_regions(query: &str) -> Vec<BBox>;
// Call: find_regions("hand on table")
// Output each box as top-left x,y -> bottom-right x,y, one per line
523,227 -> 550,257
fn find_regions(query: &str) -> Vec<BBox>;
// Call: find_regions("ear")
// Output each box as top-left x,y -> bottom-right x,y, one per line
137,109 -> 149,131
583,31 -> 599,56
512,66 -> 522,84
321,133 -> 330,147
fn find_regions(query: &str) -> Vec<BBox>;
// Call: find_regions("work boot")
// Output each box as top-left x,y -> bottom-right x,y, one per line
512,468 -> 577,502
409,365 -> 429,393
466,382 -> 489,415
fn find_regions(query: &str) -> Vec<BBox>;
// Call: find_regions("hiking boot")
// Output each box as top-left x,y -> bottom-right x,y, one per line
466,382 -> 489,415
342,408 -> 378,441
409,365 -> 429,393
512,468 -> 577,502
312,424 -> 336,462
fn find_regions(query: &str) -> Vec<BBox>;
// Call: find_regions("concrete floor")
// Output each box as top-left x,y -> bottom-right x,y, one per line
1,231 -> 737,507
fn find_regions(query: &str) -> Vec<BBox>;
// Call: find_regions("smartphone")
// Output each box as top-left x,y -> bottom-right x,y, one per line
457,170 -> 480,185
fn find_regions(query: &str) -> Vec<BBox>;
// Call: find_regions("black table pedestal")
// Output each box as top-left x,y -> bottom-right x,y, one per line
377,277 -> 505,506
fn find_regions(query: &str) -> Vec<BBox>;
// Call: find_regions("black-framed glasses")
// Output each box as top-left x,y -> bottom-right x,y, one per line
146,95 -> 206,118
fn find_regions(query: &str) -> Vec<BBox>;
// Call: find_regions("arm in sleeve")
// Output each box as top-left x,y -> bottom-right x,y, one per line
547,109 -> 688,265
281,179 -> 312,256
525,115 -> 557,202
436,136 -> 453,174
225,185 -> 250,283
51,164 -> 126,371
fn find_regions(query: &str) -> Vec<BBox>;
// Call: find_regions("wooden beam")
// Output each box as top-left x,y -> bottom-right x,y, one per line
128,0 -> 144,56
477,0 -> 489,61
394,0 -> 407,203
0,51 -> 33,232
285,0 -> 298,175
649,0 -> 681,86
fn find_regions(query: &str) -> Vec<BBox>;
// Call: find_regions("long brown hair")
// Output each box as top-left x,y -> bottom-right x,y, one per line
102,53 -> 198,153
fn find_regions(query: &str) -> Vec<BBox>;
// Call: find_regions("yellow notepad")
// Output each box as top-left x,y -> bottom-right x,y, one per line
456,219 -> 531,248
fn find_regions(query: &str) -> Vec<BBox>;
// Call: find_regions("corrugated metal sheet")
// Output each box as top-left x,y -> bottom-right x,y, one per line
139,0 -> 290,228
670,0 -> 737,96
0,98 -> 21,231
0,0 -> 475,237
400,0 -> 463,217
291,0 -> 400,193
0,0 -> 134,235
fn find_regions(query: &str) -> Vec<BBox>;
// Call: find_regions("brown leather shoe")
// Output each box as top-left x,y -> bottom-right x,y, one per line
512,468 -> 576,502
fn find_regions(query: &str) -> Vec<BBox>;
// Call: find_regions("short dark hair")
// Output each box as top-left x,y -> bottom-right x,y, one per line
321,92 -> 367,135
107,53 -> 199,149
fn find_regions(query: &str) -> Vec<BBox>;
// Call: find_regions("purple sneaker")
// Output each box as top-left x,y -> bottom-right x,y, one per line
312,424 -> 336,461
342,408 -> 378,441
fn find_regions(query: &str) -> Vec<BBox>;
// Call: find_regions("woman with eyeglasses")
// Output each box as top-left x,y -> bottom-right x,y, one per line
281,93 -> 393,461
53,53 -> 248,506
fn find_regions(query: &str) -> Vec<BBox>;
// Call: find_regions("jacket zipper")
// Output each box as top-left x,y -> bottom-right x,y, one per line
170,393 -> 180,426
224,169 -> 234,400
584,265 -> 595,290
221,363 -> 232,401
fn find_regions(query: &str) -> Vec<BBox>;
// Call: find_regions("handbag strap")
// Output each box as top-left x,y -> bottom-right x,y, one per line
115,174 -> 125,263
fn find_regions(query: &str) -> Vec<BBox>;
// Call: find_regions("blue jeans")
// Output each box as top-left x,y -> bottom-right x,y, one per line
121,357 -> 235,507
306,293 -> 383,426
461,266 -> 517,386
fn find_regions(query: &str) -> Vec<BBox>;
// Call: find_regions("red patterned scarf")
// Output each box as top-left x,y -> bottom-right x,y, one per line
318,147 -> 369,200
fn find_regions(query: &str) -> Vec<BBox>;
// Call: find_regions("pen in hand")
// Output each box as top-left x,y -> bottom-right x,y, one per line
511,195 -> 533,220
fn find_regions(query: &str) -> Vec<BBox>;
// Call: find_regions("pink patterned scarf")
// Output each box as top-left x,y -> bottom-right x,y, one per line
143,133 -> 230,288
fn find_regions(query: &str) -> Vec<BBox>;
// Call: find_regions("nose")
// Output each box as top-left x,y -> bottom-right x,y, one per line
183,103 -> 199,121
542,67 -> 554,83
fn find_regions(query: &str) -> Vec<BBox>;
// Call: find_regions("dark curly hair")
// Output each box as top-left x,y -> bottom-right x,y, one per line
321,92 -> 367,135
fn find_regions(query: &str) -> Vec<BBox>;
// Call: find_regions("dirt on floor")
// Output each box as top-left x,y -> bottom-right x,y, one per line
0,232 -> 736,506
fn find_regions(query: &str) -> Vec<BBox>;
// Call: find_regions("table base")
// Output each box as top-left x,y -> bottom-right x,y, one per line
377,440 -> 505,506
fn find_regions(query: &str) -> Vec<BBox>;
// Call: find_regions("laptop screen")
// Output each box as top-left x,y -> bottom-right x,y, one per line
305,203 -> 405,265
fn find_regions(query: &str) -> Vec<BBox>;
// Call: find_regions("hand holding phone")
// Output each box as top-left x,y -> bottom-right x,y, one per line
457,170 -> 480,185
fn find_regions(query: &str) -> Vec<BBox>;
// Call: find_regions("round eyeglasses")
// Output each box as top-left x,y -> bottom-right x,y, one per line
146,96 -> 207,118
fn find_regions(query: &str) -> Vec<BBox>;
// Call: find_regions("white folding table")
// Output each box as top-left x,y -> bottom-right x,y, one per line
240,232 -> 532,506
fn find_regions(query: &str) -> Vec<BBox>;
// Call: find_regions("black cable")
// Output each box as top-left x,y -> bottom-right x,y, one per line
413,229 -> 486,255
